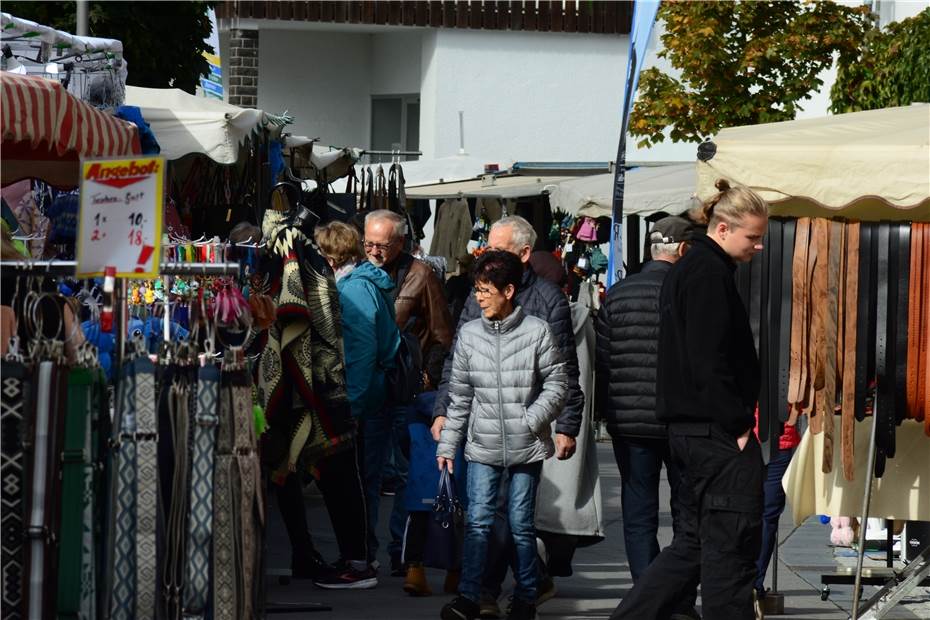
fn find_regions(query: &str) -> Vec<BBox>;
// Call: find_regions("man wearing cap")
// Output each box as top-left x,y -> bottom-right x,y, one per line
595,216 -> 700,620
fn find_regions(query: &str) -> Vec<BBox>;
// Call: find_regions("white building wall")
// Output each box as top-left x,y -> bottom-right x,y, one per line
258,29 -> 373,147
370,32 -> 423,95
422,29 -> 635,162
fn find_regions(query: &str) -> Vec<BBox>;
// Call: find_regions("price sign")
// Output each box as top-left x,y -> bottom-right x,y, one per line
76,156 -> 164,278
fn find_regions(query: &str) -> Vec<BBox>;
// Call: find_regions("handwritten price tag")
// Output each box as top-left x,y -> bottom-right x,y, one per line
76,156 -> 164,278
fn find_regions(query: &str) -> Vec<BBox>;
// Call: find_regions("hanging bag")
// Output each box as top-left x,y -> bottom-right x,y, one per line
423,467 -> 465,571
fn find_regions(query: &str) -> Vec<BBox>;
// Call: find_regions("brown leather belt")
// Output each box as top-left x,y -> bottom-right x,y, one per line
818,221 -> 843,473
788,218 -> 811,410
841,223 -> 860,481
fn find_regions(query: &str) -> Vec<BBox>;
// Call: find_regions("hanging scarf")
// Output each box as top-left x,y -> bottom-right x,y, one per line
258,211 -> 354,481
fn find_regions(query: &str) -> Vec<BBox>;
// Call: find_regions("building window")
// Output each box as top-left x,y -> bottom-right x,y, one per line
370,94 -> 420,163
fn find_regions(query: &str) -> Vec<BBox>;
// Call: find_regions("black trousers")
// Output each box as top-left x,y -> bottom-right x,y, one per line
276,440 -> 369,566
610,422 -> 763,620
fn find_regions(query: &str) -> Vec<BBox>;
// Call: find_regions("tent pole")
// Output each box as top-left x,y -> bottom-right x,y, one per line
851,408 -> 879,619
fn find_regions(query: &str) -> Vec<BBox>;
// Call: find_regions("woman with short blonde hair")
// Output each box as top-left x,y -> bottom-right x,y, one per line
314,221 -> 365,276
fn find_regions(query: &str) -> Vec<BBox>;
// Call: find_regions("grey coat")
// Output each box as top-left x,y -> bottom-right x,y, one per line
435,266 -> 583,437
436,307 -> 568,467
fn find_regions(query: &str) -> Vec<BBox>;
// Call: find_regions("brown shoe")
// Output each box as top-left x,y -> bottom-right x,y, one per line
444,569 -> 461,594
402,563 -> 431,597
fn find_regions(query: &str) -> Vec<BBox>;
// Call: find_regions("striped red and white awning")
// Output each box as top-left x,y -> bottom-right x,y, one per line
1,72 -> 140,158
1,72 -> 141,187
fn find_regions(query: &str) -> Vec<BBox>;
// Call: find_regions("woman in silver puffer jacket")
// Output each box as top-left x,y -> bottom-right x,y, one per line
437,251 -> 567,620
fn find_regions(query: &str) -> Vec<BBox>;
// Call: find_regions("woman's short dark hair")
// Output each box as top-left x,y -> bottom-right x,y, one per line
471,250 -> 523,293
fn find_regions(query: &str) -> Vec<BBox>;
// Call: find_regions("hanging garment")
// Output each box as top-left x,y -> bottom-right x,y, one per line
259,211 -> 355,475
429,199 -> 472,276
1,358 -> 28,619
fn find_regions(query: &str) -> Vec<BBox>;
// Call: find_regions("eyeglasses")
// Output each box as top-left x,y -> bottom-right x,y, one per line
363,240 -> 396,252
473,286 -> 496,297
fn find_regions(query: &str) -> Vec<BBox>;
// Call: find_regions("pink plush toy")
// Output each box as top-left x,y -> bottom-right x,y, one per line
830,517 -> 858,547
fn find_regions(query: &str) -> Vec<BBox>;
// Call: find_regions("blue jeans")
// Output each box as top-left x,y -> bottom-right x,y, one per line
362,404 -> 410,561
460,461 -> 542,605
610,435 -> 685,582
755,447 -> 794,593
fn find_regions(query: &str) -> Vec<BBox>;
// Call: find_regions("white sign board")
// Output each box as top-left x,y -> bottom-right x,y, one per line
76,156 -> 164,278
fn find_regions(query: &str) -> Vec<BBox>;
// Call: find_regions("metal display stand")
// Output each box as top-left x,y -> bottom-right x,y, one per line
811,399 -> 930,620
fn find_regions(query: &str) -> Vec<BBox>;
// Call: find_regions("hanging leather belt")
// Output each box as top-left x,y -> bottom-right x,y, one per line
788,218 -> 811,409
922,221 -> 930,435
57,367 -> 94,619
213,368 -> 237,620
107,361 -> 137,620
893,224 -> 911,426
854,223 -> 875,423
817,221 -> 843,473
756,219 -> 775,450
873,223 -> 891,478
1,359 -> 28,619
778,220 -> 795,425
182,363 -> 219,620
805,218 -> 829,427
841,223 -> 861,481
906,222 -> 924,421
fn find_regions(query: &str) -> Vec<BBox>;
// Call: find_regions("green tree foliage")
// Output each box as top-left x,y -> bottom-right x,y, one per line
3,1 -> 215,93
830,8 -> 930,113
629,1 -> 871,148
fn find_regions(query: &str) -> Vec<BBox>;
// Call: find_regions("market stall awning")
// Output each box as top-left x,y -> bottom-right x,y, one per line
696,104 -> 930,221
405,173 -> 575,201
124,85 -> 290,164
1,72 -> 141,187
1,12 -> 123,56
548,164 -> 696,218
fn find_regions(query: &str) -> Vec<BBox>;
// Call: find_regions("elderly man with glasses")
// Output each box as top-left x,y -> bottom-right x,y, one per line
362,209 -> 454,576
432,215 -> 586,618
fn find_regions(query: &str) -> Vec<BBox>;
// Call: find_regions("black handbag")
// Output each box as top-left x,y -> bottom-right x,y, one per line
423,467 -> 465,571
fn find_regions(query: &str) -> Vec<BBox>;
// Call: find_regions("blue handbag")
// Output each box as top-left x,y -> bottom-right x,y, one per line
423,467 -> 465,571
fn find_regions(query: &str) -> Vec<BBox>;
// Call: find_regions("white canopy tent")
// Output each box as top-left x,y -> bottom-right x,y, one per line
548,164 -> 697,218
124,86 -> 290,164
696,104 -> 930,222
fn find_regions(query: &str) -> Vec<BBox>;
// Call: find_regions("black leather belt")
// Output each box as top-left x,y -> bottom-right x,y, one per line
893,224 -> 911,425
873,223 -> 890,477
777,219 -> 796,424
757,219 -> 775,450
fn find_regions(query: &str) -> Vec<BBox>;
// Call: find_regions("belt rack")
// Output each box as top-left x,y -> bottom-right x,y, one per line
1,258 -> 333,616
0,260 -> 240,362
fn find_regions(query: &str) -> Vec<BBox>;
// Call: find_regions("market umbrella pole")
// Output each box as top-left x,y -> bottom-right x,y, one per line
851,405 -> 880,619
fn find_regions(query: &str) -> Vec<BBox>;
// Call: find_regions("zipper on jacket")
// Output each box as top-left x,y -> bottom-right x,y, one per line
495,320 -> 507,467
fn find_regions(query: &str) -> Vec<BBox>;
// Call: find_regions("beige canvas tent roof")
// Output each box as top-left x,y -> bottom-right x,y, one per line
695,104 -> 930,221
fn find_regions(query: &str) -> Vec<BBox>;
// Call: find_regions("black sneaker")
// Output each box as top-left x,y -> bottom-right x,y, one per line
506,598 -> 536,620
291,548 -> 331,580
441,595 -> 480,620
312,561 -> 378,590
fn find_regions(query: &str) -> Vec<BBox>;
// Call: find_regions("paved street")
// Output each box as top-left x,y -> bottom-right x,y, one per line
263,443 -> 930,619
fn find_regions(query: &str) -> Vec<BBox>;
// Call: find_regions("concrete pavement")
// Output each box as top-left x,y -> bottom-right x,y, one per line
262,442 -> 930,619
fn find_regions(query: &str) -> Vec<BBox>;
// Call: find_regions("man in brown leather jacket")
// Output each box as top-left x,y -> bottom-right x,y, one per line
362,209 -> 453,575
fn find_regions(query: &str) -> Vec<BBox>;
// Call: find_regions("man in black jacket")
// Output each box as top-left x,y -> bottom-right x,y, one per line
611,182 -> 768,620
595,216 -> 699,620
